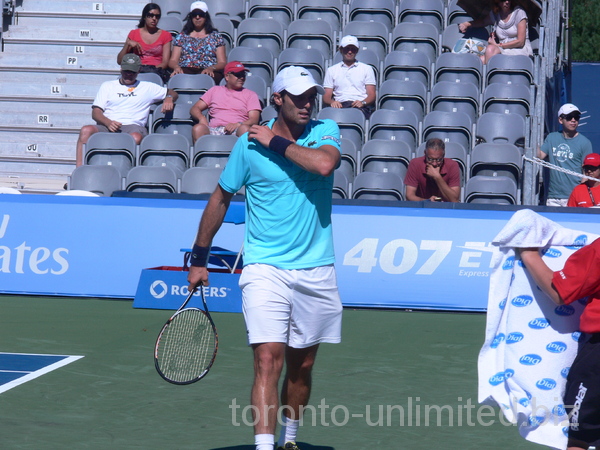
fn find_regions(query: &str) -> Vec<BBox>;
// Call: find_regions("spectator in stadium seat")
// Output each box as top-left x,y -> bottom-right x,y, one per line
539,103 -> 593,207
567,153 -> 600,208
459,0 -> 533,64
190,61 -> 262,143
322,35 -> 376,119
117,3 -> 172,84
404,138 -> 461,202
75,53 -> 178,166
168,1 -> 227,84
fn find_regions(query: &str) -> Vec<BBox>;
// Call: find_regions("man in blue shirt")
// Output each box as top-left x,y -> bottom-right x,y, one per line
539,103 -> 593,206
187,66 -> 343,450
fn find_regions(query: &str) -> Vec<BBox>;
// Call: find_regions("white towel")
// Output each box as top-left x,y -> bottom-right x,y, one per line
479,209 -> 597,449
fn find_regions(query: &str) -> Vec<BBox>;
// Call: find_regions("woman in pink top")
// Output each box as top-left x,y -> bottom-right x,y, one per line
117,3 -> 172,82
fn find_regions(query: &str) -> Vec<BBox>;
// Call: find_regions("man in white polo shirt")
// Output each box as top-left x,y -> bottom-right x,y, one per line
322,35 -> 376,118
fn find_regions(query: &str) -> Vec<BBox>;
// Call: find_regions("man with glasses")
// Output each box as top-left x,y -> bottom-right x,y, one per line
567,153 -> 600,208
75,53 -> 177,166
323,35 -> 376,118
404,138 -> 461,202
190,61 -> 262,143
539,103 -> 593,206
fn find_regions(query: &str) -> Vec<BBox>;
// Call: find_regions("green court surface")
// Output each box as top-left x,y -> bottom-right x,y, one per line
0,295 -> 545,449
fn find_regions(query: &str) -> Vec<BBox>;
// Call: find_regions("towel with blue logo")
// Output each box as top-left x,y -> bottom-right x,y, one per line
478,209 -> 596,450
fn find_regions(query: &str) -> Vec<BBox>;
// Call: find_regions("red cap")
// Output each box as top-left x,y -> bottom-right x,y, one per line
224,61 -> 248,74
583,153 -> 600,166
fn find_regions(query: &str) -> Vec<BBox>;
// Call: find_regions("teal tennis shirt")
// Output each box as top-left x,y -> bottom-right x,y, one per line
219,118 -> 341,270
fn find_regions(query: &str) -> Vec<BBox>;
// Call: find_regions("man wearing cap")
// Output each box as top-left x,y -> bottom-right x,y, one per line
75,53 -> 178,166
567,153 -> 600,208
187,66 -> 342,450
322,35 -> 376,119
190,61 -> 262,142
538,103 -> 593,206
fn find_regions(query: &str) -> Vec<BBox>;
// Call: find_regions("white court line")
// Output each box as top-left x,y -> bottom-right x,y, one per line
0,353 -> 84,394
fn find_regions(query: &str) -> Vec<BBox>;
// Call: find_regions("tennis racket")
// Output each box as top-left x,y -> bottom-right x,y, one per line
154,285 -> 218,384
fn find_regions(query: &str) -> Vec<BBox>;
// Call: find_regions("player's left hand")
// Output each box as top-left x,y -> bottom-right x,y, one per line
248,124 -> 275,148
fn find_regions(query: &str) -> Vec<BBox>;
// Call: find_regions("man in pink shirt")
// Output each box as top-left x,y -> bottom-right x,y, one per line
190,61 -> 262,142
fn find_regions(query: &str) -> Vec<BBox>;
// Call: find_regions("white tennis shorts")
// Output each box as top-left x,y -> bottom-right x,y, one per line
239,263 -> 343,348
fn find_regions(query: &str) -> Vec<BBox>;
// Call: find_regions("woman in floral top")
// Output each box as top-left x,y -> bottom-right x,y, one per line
169,1 -> 227,83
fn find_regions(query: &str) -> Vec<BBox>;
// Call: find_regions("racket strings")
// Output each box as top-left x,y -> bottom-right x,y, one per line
157,309 -> 216,383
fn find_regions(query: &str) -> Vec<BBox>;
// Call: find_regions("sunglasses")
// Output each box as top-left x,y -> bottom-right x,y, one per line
561,113 -> 580,121
583,165 -> 600,172
191,11 -> 206,18
146,13 -> 161,19
228,71 -> 246,78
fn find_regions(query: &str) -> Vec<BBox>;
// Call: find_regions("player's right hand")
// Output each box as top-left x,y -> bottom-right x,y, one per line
188,266 -> 209,292
107,120 -> 122,132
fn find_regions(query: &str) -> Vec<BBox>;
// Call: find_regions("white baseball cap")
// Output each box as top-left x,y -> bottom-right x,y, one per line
557,103 -> 581,118
272,66 -> 324,96
339,35 -> 359,48
190,1 -> 208,12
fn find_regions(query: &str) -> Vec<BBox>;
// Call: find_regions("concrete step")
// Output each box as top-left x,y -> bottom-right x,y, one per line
0,171 -> 72,194
15,15 -> 139,29
5,25 -> 130,42
0,108 -> 90,128
0,51 -> 120,72
3,41 -> 123,57
19,0 -> 147,15
0,129 -> 77,159
0,71 -> 117,97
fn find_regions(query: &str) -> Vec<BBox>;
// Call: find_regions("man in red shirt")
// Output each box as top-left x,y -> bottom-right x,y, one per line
404,138 -> 461,202
521,243 -> 600,450
567,153 -> 600,208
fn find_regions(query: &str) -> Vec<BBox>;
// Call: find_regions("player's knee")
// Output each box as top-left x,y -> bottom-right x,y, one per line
131,132 -> 143,144
79,125 -> 97,142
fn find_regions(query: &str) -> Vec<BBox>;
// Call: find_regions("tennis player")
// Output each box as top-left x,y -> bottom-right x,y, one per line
520,245 -> 600,450
187,66 -> 343,450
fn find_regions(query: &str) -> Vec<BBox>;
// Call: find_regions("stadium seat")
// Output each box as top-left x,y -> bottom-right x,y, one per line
398,0 -> 445,34
156,0 -> 188,18
485,54 -> 534,86
339,138 -> 359,181
422,111 -> 473,153
434,52 -> 483,89
286,19 -> 335,60
317,107 -> 366,148
348,0 -> 396,33
260,105 -> 278,125
482,83 -> 532,118
212,17 -> 235,53
476,112 -> 526,147
193,134 -> 237,169
236,18 -> 285,55
247,0 -> 294,26
228,46 -> 276,86
139,134 -> 191,178
242,75 -> 268,108
429,81 -> 480,122
125,166 -> 179,194
68,165 -> 123,196
377,79 -> 428,121
360,139 -> 412,180
167,73 -> 215,96
383,51 -> 432,87
342,21 -> 390,61
469,143 -> 523,184
180,167 -> 223,195
158,16 -> 184,37
464,175 -> 518,205
277,48 -> 326,85
151,103 -> 195,144
352,172 -> 404,201
136,72 -> 165,86
391,22 -> 439,63
204,0 -> 245,25
447,0 -> 472,26
332,170 -> 350,200
296,0 -> 344,31
368,109 -> 420,151
83,132 -> 137,177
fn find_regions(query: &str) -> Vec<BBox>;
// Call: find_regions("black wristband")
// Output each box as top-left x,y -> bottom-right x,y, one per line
269,135 -> 293,157
190,244 -> 210,267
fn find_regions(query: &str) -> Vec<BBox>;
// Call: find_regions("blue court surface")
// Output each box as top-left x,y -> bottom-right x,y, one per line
0,352 -> 83,394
